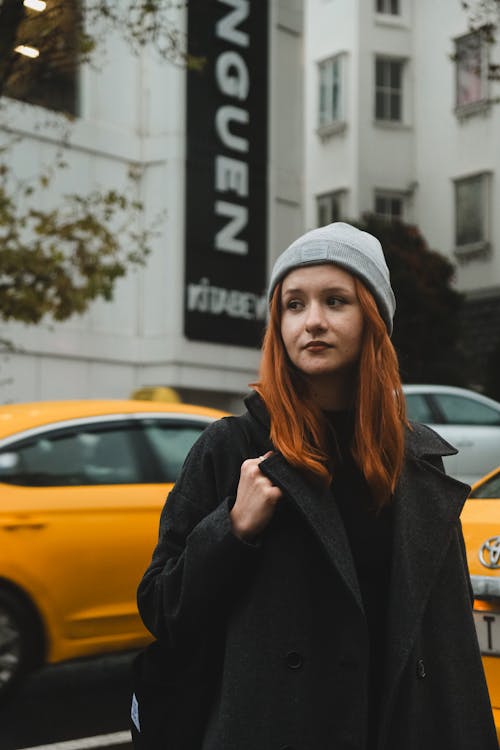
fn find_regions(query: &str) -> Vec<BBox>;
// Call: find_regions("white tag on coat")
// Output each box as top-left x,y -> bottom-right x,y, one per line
131,692 -> 141,732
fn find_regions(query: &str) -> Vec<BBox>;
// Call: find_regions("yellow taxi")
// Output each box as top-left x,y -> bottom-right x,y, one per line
0,399 -> 228,698
462,465 -> 500,742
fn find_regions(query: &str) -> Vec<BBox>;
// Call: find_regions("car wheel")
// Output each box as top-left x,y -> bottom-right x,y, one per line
0,588 -> 42,699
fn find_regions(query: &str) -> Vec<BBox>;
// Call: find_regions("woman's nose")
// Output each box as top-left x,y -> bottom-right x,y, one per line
305,301 -> 327,332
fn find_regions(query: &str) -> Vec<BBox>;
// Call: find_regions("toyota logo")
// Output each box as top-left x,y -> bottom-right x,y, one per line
479,537 -> 500,569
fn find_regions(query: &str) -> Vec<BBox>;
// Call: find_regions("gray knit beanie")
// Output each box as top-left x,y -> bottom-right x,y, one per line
268,222 -> 396,335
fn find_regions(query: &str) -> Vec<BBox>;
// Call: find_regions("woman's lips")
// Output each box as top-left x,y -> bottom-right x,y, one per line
304,341 -> 332,352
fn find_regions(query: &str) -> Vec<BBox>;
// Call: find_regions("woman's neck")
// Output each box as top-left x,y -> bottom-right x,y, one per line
308,374 -> 355,411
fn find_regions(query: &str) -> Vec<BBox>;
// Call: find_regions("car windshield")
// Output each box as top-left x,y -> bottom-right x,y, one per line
470,471 -> 500,499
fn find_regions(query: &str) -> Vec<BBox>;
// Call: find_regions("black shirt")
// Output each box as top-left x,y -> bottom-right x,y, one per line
325,410 -> 393,748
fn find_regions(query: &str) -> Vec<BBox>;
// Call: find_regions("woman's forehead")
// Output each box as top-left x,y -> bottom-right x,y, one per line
281,263 -> 356,292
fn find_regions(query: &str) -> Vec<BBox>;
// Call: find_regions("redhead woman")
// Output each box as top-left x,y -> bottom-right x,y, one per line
136,223 -> 497,750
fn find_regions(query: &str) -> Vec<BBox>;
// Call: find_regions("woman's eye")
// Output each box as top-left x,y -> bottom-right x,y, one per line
286,299 -> 303,310
327,296 -> 344,307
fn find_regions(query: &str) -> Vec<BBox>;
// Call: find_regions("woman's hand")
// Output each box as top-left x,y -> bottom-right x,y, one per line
230,451 -> 283,541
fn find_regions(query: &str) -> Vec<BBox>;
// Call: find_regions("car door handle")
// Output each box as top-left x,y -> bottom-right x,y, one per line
455,440 -> 474,447
0,519 -> 47,531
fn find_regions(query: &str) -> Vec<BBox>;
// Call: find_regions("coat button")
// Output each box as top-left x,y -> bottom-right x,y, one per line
416,658 -> 426,678
285,651 -> 303,669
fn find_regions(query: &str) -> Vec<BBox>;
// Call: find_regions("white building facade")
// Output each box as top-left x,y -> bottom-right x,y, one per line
305,0 -> 500,388
0,1 -> 304,412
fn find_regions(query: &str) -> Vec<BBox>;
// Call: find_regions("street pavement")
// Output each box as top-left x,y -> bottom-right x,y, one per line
0,651 -> 136,750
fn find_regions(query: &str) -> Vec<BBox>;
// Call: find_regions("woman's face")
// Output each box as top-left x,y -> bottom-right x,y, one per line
280,264 -> 364,398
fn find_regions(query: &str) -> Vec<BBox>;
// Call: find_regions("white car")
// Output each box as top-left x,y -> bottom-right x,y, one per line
403,385 -> 500,486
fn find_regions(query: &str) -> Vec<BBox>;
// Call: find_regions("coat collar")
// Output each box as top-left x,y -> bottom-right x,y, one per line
404,419 -> 459,460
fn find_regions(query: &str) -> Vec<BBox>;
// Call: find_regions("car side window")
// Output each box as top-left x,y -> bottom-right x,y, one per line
434,395 -> 500,426
405,394 -> 435,423
0,423 -> 144,487
143,421 -> 206,483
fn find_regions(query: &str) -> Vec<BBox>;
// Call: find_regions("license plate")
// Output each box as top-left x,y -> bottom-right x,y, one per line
474,610 -> 500,655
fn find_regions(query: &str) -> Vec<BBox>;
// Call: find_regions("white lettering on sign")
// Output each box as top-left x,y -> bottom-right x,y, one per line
216,51 -> 249,100
215,202 -> 248,254
187,278 -> 267,321
215,156 -> 248,197
216,0 -> 249,47
214,0 -> 250,255
215,106 -> 249,154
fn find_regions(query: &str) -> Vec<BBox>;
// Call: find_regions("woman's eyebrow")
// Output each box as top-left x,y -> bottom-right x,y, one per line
322,286 -> 353,295
282,286 -> 353,296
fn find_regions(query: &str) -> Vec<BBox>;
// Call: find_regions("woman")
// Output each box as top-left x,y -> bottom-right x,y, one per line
136,222 -> 497,749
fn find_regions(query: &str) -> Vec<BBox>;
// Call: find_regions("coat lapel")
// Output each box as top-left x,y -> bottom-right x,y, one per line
379,425 -> 471,745
259,452 -> 364,614
244,390 -> 361,612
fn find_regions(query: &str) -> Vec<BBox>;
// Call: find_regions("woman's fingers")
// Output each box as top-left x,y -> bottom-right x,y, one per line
258,450 -> 274,461
230,453 -> 283,540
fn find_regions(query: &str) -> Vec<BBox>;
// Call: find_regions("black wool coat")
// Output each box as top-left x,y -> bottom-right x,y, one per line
137,392 -> 498,750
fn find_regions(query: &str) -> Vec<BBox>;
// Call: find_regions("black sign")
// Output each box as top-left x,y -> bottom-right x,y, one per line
184,0 -> 269,348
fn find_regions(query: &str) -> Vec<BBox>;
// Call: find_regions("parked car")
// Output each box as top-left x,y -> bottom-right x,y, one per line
462,466 -> 500,742
403,385 -> 500,485
0,399 -> 228,698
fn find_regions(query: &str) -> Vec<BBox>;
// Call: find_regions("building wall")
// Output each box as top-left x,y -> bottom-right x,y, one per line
357,0 -> 415,218
304,0 -> 500,390
413,0 -> 500,295
0,3 -> 304,412
304,0 -> 359,225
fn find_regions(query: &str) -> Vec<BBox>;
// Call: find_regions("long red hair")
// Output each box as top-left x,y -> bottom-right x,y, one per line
253,275 -> 407,508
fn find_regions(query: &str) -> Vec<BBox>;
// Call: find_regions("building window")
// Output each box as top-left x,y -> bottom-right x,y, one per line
375,57 -> 404,122
318,55 -> 345,129
454,30 -> 489,110
454,173 -> 490,255
376,0 -> 400,14
317,190 -> 346,226
4,0 -> 80,116
374,191 -> 404,222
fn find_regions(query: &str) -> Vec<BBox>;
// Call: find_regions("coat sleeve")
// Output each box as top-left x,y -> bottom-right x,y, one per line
137,416 -> 262,648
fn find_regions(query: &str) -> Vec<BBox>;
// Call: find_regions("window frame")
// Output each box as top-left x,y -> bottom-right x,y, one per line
374,56 -> 406,124
453,171 -> 491,261
317,53 -> 347,136
454,29 -> 490,114
316,189 -> 347,226
374,189 -> 406,222
4,0 -> 81,117
375,0 -> 400,16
